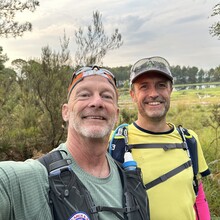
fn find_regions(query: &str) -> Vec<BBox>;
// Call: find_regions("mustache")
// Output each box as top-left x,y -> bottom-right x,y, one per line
81,111 -> 107,120
143,97 -> 165,103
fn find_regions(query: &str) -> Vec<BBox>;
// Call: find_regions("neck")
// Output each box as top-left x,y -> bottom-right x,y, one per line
66,130 -> 110,178
136,116 -> 171,133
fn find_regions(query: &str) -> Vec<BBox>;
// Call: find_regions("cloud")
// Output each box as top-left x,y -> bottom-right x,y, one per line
1,0 -> 220,70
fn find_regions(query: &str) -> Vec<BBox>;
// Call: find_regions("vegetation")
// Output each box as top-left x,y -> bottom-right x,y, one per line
210,3 -> 220,40
0,8 -> 125,158
110,65 -> 220,87
0,43 -> 72,159
75,10 -> 123,66
0,0 -> 40,38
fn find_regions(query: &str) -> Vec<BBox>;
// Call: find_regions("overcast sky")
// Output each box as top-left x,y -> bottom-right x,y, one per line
1,0 -> 220,70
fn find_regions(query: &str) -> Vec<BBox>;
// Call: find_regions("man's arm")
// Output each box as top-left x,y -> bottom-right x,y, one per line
194,181 -> 210,220
0,160 -> 51,220
0,169 -> 11,220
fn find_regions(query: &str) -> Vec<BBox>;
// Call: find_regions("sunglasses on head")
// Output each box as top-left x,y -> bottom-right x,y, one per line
131,56 -> 171,75
67,66 -> 117,100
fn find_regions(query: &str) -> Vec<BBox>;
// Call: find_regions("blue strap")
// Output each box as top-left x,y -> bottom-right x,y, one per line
109,123 -> 129,156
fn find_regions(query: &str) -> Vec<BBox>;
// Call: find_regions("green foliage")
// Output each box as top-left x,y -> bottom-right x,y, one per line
170,65 -> 220,85
201,104 -> 220,159
118,108 -> 137,125
75,10 -> 123,66
108,66 -> 131,87
0,0 -> 40,38
108,65 -> 220,87
0,46 -> 8,69
0,40 -> 72,160
210,3 -> 220,40
16,45 -> 72,151
203,175 -> 220,217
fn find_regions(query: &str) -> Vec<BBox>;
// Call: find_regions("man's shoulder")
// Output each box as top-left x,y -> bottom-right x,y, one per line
0,159 -> 48,182
177,126 -> 200,142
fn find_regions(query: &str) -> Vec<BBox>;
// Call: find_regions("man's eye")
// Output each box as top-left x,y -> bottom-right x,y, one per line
102,94 -> 113,99
140,85 -> 147,89
158,83 -> 167,88
79,93 -> 90,97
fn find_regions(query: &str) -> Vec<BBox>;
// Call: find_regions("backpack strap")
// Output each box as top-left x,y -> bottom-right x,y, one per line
109,123 -> 129,153
145,160 -> 192,190
39,150 -> 150,220
129,143 -> 186,151
109,124 -> 129,163
176,125 -> 199,194
143,125 -> 199,194
109,124 -> 199,194
176,125 -> 199,176
38,150 -> 71,173
115,161 -> 150,220
38,151 -> 100,220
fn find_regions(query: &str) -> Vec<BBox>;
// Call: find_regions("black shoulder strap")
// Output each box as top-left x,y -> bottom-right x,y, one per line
145,160 -> 192,190
176,125 -> 199,194
38,151 -> 100,220
176,125 -> 199,176
129,143 -> 186,151
115,161 -> 150,220
145,126 -> 199,194
109,124 -> 200,194
39,150 -> 149,220
38,150 -> 71,173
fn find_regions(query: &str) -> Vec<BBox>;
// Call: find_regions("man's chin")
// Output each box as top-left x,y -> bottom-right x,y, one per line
80,127 -> 111,139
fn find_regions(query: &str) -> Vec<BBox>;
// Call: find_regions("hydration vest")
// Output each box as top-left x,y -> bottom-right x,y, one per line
38,150 -> 150,220
108,124 -> 200,195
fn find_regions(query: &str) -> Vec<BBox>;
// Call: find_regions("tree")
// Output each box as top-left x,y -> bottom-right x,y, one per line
188,66 -> 198,84
0,47 -> 19,160
212,65 -> 220,82
210,3 -> 220,40
75,10 -> 123,66
109,65 -> 131,87
0,0 -> 40,38
0,47 -> 14,109
202,104 -> 220,157
171,65 -> 182,84
0,46 -> 8,69
11,36 -> 72,154
197,69 -> 206,83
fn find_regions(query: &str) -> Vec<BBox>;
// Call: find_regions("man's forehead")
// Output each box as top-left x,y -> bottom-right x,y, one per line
135,71 -> 170,82
71,75 -> 117,96
75,75 -> 115,87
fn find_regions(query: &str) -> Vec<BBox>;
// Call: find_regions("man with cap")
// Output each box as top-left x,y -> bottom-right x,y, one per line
0,66 -> 149,220
110,56 -> 211,220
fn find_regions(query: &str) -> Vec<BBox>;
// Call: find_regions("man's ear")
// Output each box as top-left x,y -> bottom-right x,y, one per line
115,107 -> 120,123
62,103 -> 69,122
130,89 -> 136,102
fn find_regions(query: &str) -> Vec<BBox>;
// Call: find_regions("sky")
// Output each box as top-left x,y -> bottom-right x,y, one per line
1,0 -> 220,70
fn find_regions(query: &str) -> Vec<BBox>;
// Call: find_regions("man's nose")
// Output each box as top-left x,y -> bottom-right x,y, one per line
88,94 -> 104,108
148,86 -> 159,98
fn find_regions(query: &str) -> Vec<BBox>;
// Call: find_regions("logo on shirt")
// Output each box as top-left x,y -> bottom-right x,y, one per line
69,211 -> 90,220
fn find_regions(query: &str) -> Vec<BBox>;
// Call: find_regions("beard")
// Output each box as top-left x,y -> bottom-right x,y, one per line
138,98 -> 170,121
69,110 -> 117,139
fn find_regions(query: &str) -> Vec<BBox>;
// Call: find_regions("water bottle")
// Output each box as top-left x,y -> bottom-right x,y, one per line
122,151 -> 137,171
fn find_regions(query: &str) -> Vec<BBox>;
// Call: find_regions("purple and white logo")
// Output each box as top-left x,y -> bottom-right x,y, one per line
69,211 -> 90,220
